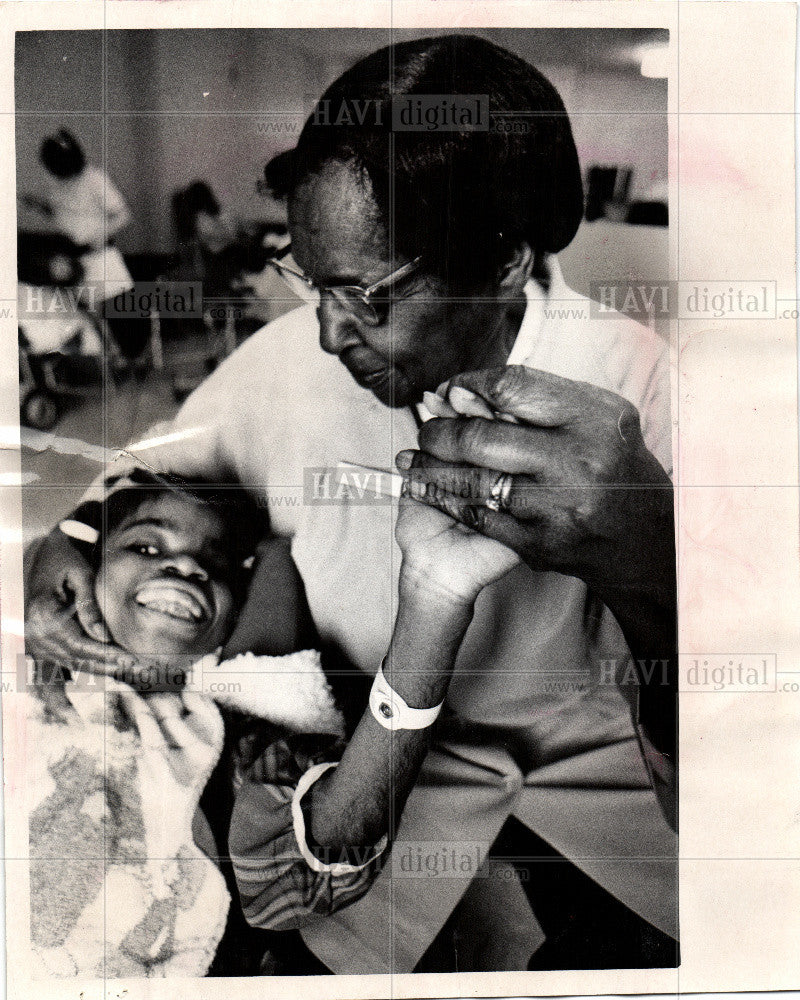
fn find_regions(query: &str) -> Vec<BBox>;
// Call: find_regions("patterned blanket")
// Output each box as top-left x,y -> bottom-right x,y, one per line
28,649 -> 344,979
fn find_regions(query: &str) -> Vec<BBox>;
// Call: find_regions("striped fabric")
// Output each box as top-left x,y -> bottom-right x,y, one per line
229,736 -> 387,931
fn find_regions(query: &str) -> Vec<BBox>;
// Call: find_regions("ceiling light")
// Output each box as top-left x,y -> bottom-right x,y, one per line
640,46 -> 669,79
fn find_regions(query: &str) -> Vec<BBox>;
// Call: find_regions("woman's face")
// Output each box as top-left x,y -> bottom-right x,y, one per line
94,494 -> 239,661
288,160 -> 508,408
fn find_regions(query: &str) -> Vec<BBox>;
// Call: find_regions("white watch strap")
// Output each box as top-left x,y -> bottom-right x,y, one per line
369,658 -> 443,732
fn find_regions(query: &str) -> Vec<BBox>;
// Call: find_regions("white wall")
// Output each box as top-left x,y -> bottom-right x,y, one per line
542,65 -> 668,202
16,29 -> 667,255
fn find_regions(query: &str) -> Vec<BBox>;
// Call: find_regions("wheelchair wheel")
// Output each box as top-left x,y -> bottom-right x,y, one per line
21,388 -> 59,430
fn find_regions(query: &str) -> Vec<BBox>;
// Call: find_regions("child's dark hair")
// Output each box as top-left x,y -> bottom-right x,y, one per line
75,468 -> 266,602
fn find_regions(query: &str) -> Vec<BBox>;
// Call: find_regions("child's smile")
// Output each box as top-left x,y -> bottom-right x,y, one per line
95,494 -> 239,660
135,576 -> 212,624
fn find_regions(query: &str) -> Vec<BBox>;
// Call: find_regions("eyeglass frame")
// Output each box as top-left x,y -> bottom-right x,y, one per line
266,242 -> 424,325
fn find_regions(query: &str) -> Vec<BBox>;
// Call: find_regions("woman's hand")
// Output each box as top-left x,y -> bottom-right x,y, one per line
395,492 -> 520,605
25,528 -> 138,674
398,365 -> 675,614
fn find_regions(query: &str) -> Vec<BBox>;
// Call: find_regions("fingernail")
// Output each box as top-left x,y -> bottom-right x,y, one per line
435,380 -> 451,397
395,450 -> 415,471
494,410 -> 521,424
409,478 -> 427,501
448,386 -> 495,419
423,391 -> 458,418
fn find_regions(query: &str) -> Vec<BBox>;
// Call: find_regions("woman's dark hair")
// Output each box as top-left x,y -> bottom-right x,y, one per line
264,34 -> 583,288
172,181 -> 221,243
77,468 -> 265,603
40,129 -> 86,179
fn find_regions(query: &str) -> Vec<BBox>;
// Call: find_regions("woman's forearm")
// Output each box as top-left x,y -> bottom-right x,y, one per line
307,570 -> 474,854
597,514 -> 677,764
598,568 -> 677,830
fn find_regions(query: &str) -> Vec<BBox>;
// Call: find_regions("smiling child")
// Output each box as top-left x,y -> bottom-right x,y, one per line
28,470 -> 349,979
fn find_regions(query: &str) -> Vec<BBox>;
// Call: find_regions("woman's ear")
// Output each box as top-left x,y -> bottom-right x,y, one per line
498,242 -> 535,294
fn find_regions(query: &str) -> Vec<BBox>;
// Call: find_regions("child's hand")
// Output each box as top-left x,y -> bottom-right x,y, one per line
145,691 -> 224,789
395,493 -> 520,605
116,686 -> 224,862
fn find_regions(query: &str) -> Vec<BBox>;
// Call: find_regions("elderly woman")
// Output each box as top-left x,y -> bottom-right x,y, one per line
25,34 -> 676,973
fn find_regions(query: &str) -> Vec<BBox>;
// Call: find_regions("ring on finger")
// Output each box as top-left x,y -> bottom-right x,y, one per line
485,472 -> 514,512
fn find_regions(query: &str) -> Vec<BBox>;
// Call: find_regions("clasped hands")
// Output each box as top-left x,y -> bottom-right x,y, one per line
395,364 -> 675,617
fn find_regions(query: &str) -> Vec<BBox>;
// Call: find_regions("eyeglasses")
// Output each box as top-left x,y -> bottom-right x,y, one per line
266,243 -> 424,326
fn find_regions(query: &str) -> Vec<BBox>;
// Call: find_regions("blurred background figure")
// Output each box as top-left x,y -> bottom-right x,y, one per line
166,181 -> 294,397
171,181 -> 301,340
21,128 -> 149,361
232,223 -> 303,329
16,229 -> 109,430
17,130 -> 136,428
172,180 -> 240,295
39,128 -> 131,251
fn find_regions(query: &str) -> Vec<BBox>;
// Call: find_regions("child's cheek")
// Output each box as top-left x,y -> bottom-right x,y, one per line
94,558 -> 130,649
93,565 -> 111,625
212,586 -> 237,642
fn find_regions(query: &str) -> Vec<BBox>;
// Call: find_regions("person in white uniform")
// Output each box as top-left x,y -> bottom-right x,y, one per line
25,35 -> 677,973
30,129 -> 148,359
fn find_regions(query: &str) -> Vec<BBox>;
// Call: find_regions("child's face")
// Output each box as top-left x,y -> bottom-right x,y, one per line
94,493 -> 240,660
